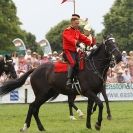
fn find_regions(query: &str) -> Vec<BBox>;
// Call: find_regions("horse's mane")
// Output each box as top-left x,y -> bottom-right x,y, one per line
87,43 -> 103,58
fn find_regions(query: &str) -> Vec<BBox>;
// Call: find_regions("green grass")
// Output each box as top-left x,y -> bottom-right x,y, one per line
0,102 -> 133,133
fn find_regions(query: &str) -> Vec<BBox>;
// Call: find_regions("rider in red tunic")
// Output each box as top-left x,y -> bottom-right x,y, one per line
62,14 -> 93,90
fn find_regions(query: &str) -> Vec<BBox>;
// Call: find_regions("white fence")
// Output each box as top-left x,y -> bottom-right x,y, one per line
0,83 -> 133,104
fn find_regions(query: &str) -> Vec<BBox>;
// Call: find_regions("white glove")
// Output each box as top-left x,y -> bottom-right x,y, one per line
86,46 -> 90,51
92,45 -> 97,49
79,43 -> 85,50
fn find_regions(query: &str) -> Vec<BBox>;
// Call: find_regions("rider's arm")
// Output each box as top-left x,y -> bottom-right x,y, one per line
78,33 -> 92,46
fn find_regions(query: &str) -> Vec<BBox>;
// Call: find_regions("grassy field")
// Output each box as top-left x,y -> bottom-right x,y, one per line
0,102 -> 133,133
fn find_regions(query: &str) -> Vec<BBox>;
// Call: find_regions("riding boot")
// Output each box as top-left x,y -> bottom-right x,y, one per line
66,66 -> 74,91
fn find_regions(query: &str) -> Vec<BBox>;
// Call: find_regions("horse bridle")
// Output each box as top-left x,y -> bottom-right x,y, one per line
86,37 -> 119,83
104,37 -> 119,55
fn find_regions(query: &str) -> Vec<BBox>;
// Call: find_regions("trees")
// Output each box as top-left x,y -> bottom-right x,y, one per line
102,0 -> 133,51
0,0 -> 20,52
0,0 -> 37,54
24,32 -> 38,52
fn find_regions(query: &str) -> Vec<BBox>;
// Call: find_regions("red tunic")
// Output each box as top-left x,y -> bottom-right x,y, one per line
63,27 -> 92,52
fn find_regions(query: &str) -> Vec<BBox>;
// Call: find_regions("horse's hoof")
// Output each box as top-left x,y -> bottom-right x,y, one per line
95,122 -> 101,131
79,115 -> 84,119
87,126 -> 92,129
86,124 -> 92,129
79,112 -> 84,119
20,128 -> 26,132
38,126 -> 46,131
20,129 -> 23,132
20,123 -> 28,132
77,110 -> 84,119
79,114 -> 84,119
39,128 -> 46,132
70,116 -> 77,120
107,115 -> 112,120
88,127 -> 92,130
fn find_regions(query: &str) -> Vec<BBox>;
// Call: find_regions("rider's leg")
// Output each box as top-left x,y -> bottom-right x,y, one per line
64,51 -> 77,90
66,65 -> 74,86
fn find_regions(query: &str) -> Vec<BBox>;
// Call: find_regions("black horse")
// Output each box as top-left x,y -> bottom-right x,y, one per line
0,36 -> 122,131
0,55 -> 17,81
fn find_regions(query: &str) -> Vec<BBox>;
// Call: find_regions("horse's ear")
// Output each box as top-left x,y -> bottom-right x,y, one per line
5,54 -> 9,60
5,55 -> 7,60
103,33 -> 113,40
5,54 -> 12,61
107,34 -> 113,39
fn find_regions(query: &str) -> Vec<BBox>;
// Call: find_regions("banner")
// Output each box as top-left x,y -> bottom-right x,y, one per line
100,83 -> 133,101
12,38 -> 26,55
38,39 -> 52,55
0,83 -> 133,104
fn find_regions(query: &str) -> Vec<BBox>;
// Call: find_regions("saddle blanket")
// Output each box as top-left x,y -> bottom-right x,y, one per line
54,60 -> 84,73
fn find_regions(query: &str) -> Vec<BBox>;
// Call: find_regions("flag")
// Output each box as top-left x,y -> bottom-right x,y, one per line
61,0 -> 74,4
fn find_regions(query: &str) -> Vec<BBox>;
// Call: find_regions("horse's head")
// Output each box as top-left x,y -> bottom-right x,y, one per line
4,55 -> 17,79
104,34 -> 122,64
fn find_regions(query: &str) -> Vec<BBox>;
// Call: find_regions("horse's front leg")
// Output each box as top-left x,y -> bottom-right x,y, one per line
86,98 -> 94,129
68,95 -> 76,120
102,89 -> 112,120
87,91 -> 103,130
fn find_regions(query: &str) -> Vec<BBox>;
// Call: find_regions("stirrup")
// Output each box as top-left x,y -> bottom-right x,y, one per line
66,79 -> 72,86
66,82 -> 72,86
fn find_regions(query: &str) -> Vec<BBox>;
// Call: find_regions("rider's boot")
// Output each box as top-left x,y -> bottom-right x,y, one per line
66,66 -> 74,91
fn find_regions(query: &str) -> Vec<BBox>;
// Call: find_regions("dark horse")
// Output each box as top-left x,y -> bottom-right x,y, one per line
0,36 -> 122,131
0,55 -> 17,81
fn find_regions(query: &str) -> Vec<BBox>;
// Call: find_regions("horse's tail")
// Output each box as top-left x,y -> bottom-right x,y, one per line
0,68 -> 35,96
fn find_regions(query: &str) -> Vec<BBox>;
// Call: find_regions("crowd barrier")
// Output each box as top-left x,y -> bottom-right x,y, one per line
0,83 -> 133,104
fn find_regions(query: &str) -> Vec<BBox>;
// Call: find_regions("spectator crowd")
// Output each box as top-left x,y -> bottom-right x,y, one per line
0,49 -> 133,83
107,50 -> 133,83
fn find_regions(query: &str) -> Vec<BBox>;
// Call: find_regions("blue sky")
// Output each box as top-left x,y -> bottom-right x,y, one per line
13,0 -> 115,41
